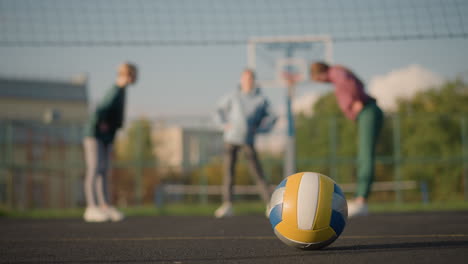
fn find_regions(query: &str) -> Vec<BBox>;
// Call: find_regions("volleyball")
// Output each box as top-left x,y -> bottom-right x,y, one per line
268,172 -> 348,249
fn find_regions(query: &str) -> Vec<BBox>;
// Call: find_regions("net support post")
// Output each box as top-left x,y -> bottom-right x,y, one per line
461,116 -> 468,201
392,115 -> 403,203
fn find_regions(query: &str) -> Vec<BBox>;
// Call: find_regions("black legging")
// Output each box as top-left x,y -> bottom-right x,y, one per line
223,143 -> 271,203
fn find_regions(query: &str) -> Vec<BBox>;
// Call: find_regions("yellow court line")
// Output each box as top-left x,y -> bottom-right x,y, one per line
13,234 -> 467,242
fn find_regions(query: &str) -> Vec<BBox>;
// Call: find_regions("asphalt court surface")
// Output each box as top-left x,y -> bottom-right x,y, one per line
1,211 -> 468,263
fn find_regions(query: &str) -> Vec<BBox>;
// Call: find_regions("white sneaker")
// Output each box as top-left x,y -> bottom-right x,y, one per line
347,200 -> 369,218
214,202 -> 233,218
84,206 -> 109,222
102,206 -> 124,222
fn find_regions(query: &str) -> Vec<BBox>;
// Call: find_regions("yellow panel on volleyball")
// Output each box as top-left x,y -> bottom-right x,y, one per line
313,174 -> 334,230
275,223 -> 336,243
280,172 -> 303,228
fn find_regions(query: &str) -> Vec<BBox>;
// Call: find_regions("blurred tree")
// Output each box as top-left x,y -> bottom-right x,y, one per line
190,153 -> 283,185
113,118 -> 158,205
191,157 -> 258,186
295,79 -> 468,201
115,118 -> 155,162
397,80 -> 468,200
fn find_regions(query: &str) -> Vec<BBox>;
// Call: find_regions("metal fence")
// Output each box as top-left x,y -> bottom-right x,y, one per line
296,114 -> 468,202
0,114 -> 467,209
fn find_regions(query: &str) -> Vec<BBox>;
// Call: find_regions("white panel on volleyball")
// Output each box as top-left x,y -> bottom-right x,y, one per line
297,172 -> 320,230
270,187 -> 285,211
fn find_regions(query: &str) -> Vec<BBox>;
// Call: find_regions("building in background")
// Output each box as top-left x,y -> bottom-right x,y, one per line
0,75 -> 88,123
152,116 -> 223,175
0,75 -> 89,209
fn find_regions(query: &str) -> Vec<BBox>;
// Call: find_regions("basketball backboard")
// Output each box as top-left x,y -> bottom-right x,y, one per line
247,35 -> 333,88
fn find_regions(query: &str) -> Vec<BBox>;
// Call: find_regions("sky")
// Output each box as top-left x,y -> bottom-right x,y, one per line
1,38 -> 467,118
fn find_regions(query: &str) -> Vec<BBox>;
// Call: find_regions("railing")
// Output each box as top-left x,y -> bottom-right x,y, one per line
157,180 -> 421,205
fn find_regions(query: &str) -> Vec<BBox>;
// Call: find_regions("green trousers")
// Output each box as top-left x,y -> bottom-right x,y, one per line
356,101 -> 384,198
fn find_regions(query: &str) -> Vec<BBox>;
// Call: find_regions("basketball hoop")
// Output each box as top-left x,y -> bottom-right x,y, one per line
247,35 -> 333,89
282,71 -> 303,87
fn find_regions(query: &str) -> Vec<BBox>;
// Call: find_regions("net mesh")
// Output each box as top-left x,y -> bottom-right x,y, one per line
0,0 -> 467,47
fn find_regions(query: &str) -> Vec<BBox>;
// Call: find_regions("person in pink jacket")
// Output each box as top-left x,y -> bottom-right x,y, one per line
309,62 -> 384,217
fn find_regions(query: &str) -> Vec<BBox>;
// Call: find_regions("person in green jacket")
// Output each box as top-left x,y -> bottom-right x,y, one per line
83,62 -> 137,222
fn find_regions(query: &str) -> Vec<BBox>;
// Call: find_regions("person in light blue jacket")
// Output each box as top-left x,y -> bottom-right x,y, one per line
214,69 -> 278,218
